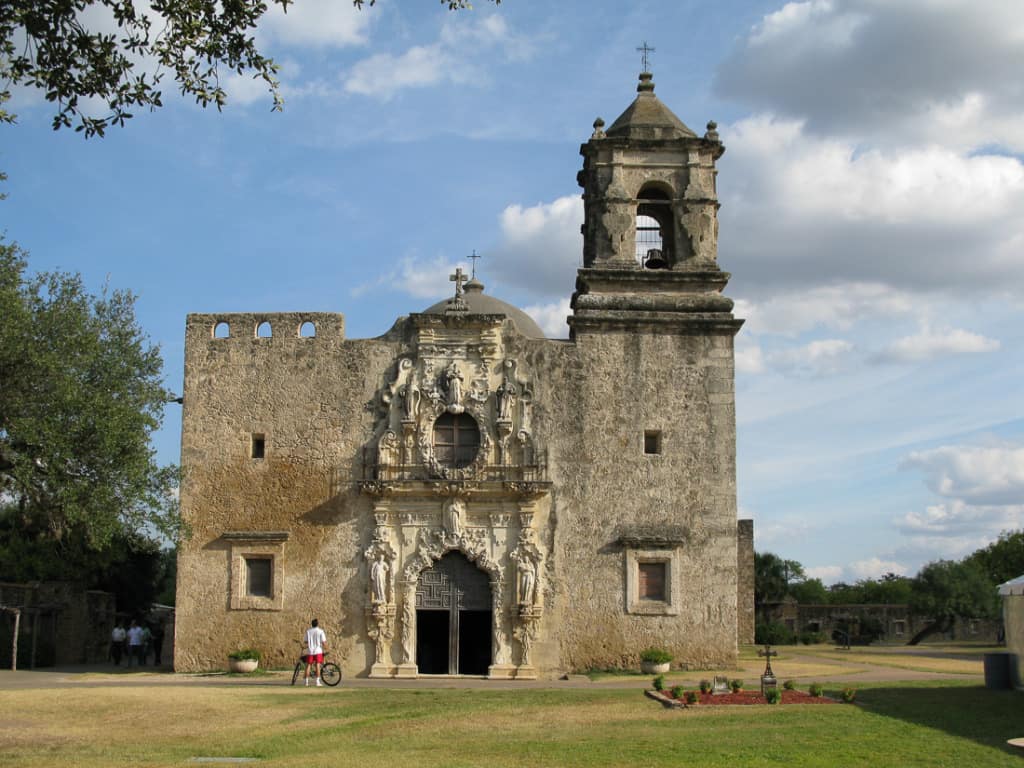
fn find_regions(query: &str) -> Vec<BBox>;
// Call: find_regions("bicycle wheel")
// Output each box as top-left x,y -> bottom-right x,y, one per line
320,662 -> 341,686
291,661 -> 304,686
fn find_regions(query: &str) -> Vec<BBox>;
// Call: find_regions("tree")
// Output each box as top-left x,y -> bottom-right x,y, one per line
1,0 -> 499,137
0,241 -> 178,550
964,529 -> 1024,587
907,559 -> 999,645
788,577 -> 829,605
754,551 -> 806,604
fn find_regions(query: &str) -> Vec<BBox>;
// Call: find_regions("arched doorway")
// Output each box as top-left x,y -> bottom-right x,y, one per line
415,551 -> 492,675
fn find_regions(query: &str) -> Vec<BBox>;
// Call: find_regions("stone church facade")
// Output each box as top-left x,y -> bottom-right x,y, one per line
174,72 -> 755,677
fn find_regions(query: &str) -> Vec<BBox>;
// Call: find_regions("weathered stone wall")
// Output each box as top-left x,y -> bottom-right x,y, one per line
175,312 -> 404,673
0,582 -> 114,666
546,328 -> 738,670
736,519 -> 755,644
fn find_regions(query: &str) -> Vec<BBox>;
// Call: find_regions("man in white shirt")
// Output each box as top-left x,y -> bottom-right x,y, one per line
304,618 -> 328,687
110,623 -> 126,666
126,620 -> 144,667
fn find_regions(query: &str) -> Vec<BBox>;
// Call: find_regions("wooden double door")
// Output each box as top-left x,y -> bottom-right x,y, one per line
415,552 -> 492,675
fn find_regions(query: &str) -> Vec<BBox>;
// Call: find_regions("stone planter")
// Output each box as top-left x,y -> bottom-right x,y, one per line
641,661 -> 671,675
228,658 -> 259,673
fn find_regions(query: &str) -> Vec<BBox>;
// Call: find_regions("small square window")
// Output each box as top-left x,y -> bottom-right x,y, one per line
245,557 -> 272,597
643,430 -> 661,455
638,562 -> 666,601
893,620 -> 906,636
251,434 -> 265,460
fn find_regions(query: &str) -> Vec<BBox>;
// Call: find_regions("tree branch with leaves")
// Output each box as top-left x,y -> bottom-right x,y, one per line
1,0 -> 499,137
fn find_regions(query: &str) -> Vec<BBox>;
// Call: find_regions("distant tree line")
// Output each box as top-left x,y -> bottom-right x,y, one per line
756,530 -> 1024,645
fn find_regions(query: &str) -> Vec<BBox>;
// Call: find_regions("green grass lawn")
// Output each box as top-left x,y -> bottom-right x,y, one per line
0,681 -> 1020,767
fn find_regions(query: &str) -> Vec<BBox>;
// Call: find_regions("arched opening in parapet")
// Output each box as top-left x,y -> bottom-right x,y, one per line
636,185 -> 673,269
213,321 -> 230,339
299,321 -> 317,338
256,321 -> 272,338
415,551 -> 492,675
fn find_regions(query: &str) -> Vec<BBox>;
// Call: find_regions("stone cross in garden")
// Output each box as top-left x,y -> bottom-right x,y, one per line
758,643 -> 778,694
758,643 -> 777,677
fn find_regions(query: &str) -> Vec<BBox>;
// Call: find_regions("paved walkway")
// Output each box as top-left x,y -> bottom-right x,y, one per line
0,650 -> 985,691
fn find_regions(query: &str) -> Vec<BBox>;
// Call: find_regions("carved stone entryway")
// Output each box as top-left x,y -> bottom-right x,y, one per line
415,551 -> 492,675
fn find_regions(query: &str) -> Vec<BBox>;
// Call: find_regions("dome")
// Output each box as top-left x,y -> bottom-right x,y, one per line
422,277 -> 547,338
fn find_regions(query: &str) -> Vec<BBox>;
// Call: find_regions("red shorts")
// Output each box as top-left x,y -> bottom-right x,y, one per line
305,653 -> 324,664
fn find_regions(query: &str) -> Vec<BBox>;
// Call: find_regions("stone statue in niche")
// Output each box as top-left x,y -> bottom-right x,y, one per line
400,380 -> 420,420
443,497 -> 465,538
400,596 -> 414,663
370,553 -> 390,604
496,379 -> 517,422
377,430 -> 399,468
517,556 -> 537,607
442,362 -> 464,412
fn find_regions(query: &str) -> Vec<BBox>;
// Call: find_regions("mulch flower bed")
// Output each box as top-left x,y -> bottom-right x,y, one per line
647,689 -> 839,707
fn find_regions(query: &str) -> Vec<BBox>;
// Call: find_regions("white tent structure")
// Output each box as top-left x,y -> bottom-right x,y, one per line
998,574 -> 1024,689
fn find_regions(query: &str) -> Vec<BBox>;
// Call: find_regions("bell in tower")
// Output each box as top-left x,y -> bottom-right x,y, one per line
569,70 -> 739,338
577,71 -> 725,270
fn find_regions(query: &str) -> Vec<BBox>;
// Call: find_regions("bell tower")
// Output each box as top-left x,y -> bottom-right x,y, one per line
570,70 -> 737,336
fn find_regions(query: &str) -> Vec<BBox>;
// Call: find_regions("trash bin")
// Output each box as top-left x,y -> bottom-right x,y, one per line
983,652 -> 1012,689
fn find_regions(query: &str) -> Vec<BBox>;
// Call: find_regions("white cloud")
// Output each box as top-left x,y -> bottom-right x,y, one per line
734,337 -> 765,374
344,44 -> 452,99
895,442 -> 1024,558
489,195 -> 582,299
901,443 -> 1024,506
737,283 -> 915,337
351,255 -> 461,300
876,326 -> 1000,363
260,0 -> 370,48
720,116 -> 1024,296
805,564 -> 844,583
765,339 -> 855,377
716,0 -> 1024,151
848,557 -> 907,580
522,299 -> 571,339
343,14 -> 532,100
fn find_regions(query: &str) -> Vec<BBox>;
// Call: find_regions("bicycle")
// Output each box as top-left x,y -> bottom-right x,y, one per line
291,650 -> 341,687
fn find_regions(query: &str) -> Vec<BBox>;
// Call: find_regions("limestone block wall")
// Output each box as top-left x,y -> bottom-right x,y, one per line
549,328 -> 739,670
737,519 -> 755,644
175,312 -> 403,673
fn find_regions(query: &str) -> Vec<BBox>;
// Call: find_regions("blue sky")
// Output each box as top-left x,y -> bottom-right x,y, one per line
3,0 -> 1023,583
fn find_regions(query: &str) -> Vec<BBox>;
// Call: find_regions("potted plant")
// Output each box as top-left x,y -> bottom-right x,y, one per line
228,648 -> 261,673
729,678 -> 743,693
639,648 -> 672,674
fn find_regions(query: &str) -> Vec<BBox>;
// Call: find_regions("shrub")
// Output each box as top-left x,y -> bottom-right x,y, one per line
841,687 -> 856,703
640,648 -> 673,665
653,674 -> 666,691
755,621 -> 796,645
782,679 -> 796,690
765,688 -> 782,704
809,682 -> 824,698
684,690 -> 700,705
699,679 -> 712,694
730,679 -> 743,693
227,648 -> 261,661
799,631 -> 826,645
670,685 -> 685,699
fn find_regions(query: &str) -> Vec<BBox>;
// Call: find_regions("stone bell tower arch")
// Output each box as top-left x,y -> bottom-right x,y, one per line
577,70 -> 724,271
